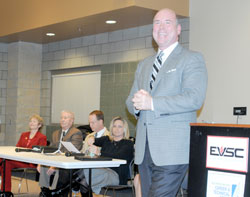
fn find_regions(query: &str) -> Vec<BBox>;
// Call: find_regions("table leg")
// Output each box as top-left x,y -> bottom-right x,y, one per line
3,158 -> 5,192
88,168 -> 93,197
69,169 -> 72,197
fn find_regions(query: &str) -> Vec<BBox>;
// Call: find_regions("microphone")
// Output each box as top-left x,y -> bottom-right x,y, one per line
15,148 -> 33,152
15,148 -> 41,153
65,152 -> 85,157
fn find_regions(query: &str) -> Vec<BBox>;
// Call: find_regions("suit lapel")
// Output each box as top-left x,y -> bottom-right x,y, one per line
151,45 -> 183,93
62,127 -> 73,141
57,129 -> 62,142
144,55 -> 157,93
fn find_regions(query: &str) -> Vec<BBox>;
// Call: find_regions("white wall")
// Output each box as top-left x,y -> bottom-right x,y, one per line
190,0 -> 250,124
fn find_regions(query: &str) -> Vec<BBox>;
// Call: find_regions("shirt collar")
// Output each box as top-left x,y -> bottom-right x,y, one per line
95,127 -> 106,138
62,128 -> 70,135
158,42 -> 178,64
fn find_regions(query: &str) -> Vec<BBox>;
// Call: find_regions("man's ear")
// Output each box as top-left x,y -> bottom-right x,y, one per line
177,24 -> 181,36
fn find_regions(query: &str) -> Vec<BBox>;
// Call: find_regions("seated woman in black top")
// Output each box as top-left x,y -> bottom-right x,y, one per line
78,116 -> 134,195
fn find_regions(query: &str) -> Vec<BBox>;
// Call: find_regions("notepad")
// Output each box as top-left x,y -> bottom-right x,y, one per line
61,141 -> 80,153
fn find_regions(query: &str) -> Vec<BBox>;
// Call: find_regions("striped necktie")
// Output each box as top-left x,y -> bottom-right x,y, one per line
150,51 -> 164,89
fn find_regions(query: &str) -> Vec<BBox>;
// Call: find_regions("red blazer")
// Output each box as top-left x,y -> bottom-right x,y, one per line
16,131 -> 47,148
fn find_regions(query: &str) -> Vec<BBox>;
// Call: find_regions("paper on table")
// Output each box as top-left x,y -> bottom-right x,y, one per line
61,141 -> 80,153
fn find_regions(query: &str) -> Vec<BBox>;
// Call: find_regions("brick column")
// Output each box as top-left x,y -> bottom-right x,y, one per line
5,42 -> 42,145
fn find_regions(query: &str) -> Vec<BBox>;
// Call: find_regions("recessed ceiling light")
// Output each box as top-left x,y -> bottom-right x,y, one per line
46,33 -> 55,36
105,20 -> 117,24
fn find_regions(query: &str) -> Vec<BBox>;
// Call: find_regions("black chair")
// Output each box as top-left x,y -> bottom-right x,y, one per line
0,192 -> 14,197
102,158 -> 135,197
178,170 -> 189,197
12,167 -> 38,194
77,125 -> 93,140
12,140 -> 51,193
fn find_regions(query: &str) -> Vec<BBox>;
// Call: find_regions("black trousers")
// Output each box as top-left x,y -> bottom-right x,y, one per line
138,141 -> 188,197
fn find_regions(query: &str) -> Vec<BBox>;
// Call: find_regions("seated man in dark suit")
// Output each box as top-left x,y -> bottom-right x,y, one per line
38,110 -> 83,196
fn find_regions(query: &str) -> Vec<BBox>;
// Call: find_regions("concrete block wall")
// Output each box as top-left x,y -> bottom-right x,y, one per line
41,18 -> 189,136
0,43 -> 8,143
100,61 -> 138,135
5,42 -> 42,145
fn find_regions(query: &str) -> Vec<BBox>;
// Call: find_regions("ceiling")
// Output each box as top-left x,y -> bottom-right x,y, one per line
0,6 -> 157,44
0,0 -> 189,44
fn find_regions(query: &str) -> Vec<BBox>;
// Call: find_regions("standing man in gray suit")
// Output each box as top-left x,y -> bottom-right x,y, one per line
126,8 -> 207,196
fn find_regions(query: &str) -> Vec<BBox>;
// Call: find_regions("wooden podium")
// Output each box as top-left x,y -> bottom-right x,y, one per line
189,123 -> 250,197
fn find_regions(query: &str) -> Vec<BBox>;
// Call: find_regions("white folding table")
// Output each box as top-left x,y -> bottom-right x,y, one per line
0,146 -> 126,196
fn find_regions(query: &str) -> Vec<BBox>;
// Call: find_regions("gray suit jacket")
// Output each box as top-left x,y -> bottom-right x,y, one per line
126,44 -> 207,166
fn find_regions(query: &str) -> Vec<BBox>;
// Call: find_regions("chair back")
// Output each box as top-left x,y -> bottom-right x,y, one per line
77,125 -> 93,140
128,158 -> 135,180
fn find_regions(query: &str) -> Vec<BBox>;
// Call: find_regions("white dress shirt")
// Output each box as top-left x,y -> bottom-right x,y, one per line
95,127 -> 107,138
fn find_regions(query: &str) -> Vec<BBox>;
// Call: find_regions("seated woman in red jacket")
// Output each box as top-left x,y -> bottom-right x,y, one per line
0,114 -> 47,192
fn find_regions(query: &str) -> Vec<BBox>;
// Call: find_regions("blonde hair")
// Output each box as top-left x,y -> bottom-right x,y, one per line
29,114 -> 44,131
109,116 -> 130,141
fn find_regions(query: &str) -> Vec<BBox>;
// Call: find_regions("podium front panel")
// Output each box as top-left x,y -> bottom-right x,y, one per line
189,124 -> 250,197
